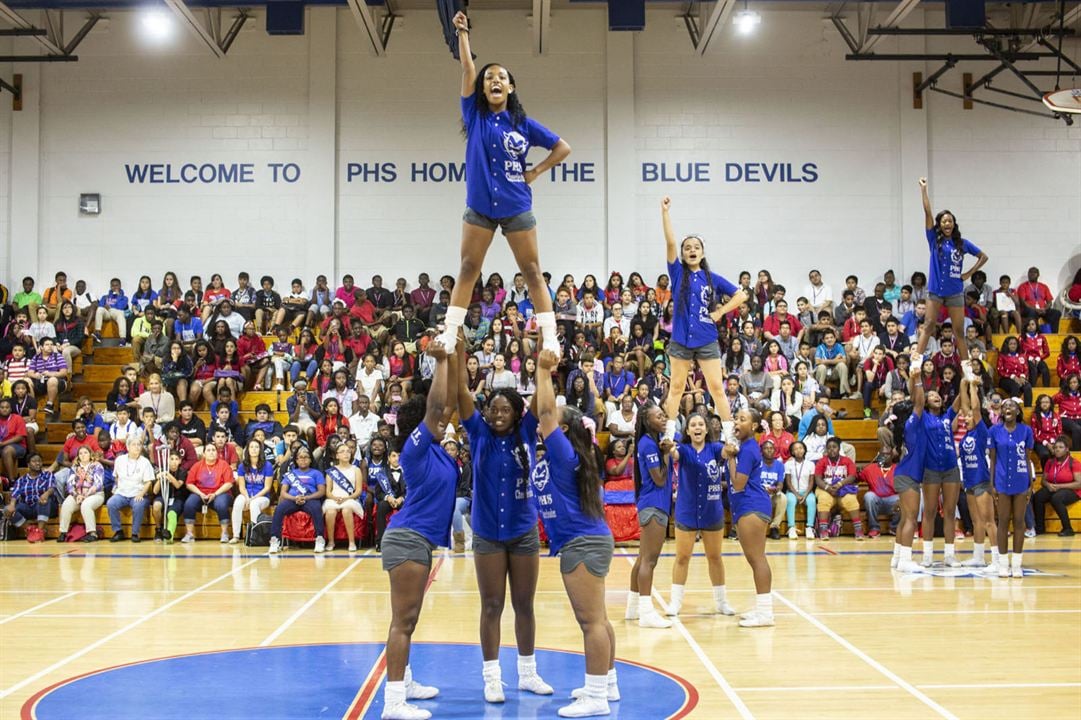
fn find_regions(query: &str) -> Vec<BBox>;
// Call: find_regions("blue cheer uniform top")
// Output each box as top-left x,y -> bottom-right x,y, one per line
895,413 -> 926,483
237,460 -> 274,495
282,467 -> 324,496
367,457 -> 390,494
390,422 -> 458,547
926,228 -> 982,298
922,409 -> 959,473
673,442 -> 726,530
635,434 -> 671,514
667,260 -> 738,349
463,409 -> 539,542
530,428 -> 610,555
958,420 -> 990,489
989,422 -> 1034,495
461,96 -> 561,219
730,438 -> 771,521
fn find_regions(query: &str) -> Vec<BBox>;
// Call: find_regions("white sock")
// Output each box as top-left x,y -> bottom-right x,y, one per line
922,542 -> 934,563
900,545 -> 913,563
892,544 -> 901,561
517,654 -> 537,676
626,591 -> 639,610
712,585 -> 727,606
944,544 -> 955,559
671,584 -> 685,605
584,673 -> 607,700
638,595 -> 656,616
972,542 -> 985,562
756,592 -> 773,615
991,547 -> 1000,564
483,659 -> 501,680
385,680 -> 406,706
606,668 -> 618,686
1011,552 -> 1023,569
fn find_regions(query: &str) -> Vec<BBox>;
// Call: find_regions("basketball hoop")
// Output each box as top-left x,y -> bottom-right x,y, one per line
1043,88 -> 1081,114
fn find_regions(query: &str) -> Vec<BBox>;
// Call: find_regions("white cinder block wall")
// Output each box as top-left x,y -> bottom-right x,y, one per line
0,6 -> 1077,297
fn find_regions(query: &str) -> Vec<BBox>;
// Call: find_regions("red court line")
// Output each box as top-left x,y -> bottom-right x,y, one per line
342,556 -> 446,720
818,544 -> 839,556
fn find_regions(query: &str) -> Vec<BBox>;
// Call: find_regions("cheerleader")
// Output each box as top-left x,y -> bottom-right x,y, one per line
439,11 -> 571,358
721,408 -> 775,627
532,350 -> 618,718
626,404 -> 673,629
914,177 -> 988,362
990,399 -> 1035,578
456,355 -> 552,702
380,341 -> 457,720
917,351 -> 964,568
891,349 -> 925,573
953,377 -> 998,570
659,197 -> 748,443
664,413 -> 735,618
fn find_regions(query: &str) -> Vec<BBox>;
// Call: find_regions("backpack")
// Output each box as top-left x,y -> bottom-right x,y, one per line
246,513 -> 272,547
0,514 -> 10,541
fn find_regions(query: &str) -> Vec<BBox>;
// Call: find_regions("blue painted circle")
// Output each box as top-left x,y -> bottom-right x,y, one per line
27,643 -> 694,719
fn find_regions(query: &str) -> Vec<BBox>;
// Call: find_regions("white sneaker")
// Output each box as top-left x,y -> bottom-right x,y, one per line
220,531 -> 230,543
348,542 -> 357,552
228,536 -> 240,545
1011,565 -> 1023,578
571,685 -> 620,702
314,537 -> 325,553
268,537 -> 280,555
805,526 -> 815,539
920,556 -> 934,568
624,603 -> 638,621
666,600 -> 682,617
381,701 -> 431,720
998,564 -> 1009,578
890,553 -> 899,569
406,679 -> 439,700
638,611 -> 673,629
983,562 -> 999,574
716,601 -> 736,616
944,556 -> 961,568
274,384 -> 284,392
557,696 -> 610,718
483,678 -> 505,703
738,611 -> 775,628
519,673 -> 553,695
788,527 -> 797,539
896,560 -> 922,573
180,533 -> 195,544
1024,528 -> 1036,538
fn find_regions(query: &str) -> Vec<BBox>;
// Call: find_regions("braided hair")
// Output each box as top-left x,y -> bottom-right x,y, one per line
484,388 -> 531,480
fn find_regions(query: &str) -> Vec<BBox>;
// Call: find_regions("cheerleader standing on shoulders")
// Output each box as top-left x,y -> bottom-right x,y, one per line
722,408 -> 775,627
439,11 -> 571,357
891,350 -> 925,573
659,196 -> 748,443
532,349 -> 618,718
953,377 -> 998,571
626,404 -> 674,629
380,341 -> 457,720
989,399 -> 1035,578
663,412 -> 735,618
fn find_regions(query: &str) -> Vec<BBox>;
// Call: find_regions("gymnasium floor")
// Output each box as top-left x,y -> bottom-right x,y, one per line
1,536 -> 1079,719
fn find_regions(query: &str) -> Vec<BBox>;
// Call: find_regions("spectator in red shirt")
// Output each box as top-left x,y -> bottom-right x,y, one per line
996,336 -> 1032,407
762,299 -> 802,340
759,412 -> 794,461
1031,395 -> 1063,465
1032,436 -> 1081,536
813,438 -> 861,540
50,418 -> 102,475
0,398 -> 28,481
860,449 -> 899,538
1017,266 -> 1061,331
861,346 -> 894,418
180,442 -> 235,543
1053,373 -> 1081,447
346,289 -> 389,344
410,273 -> 437,322
237,321 -> 270,391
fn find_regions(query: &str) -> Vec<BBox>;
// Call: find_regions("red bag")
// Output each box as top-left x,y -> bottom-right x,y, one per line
25,526 -> 45,543
66,524 -> 87,542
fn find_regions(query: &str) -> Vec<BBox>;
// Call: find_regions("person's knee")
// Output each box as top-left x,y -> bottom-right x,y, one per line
481,595 -> 505,619
673,552 -> 691,568
393,608 -> 421,636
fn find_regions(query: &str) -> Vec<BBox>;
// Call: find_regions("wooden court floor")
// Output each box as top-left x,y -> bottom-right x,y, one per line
1,536 -> 1079,719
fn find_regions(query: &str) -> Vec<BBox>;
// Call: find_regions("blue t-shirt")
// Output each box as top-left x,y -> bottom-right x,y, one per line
391,423 -> 458,547
281,467 -> 323,496
760,458 -> 785,493
926,228 -> 982,298
530,428 -> 610,555
895,413 -> 926,483
730,438 -> 771,521
990,423 -> 1034,495
815,343 -> 845,363
237,460 -> 275,495
461,96 -> 560,219
366,457 -> 390,494
958,420 -> 990,489
635,434 -> 671,514
667,258 -> 738,349
922,409 -> 958,473
673,442 -> 725,530
463,409 -> 539,542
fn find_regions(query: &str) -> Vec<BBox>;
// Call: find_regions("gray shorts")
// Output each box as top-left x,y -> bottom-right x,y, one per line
894,475 -> 921,494
928,292 -> 964,309
667,339 -> 722,362
638,507 -> 669,528
967,481 -> 991,497
676,520 -> 725,533
473,525 -> 541,556
559,534 -> 614,577
463,207 -> 537,234
924,467 -> 961,485
380,528 -> 435,571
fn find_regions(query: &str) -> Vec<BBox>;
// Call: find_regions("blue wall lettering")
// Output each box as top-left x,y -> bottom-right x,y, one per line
723,162 -> 819,183
346,162 -> 398,182
641,162 -> 710,183
125,163 -> 256,184
411,162 -> 467,183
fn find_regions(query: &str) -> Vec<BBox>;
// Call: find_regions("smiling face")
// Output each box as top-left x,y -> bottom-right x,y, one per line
938,212 -> 956,236
484,394 -> 516,434
482,65 -> 513,108
686,414 -> 708,444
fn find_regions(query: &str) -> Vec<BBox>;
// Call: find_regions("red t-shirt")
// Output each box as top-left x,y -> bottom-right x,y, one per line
1043,456 -> 1081,499
1017,281 -> 1052,310
63,434 -> 102,460
815,456 -> 857,488
0,413 -> 27,449
188,458 -> 234,494
859,462 -> 896,497
759,431 -> 794,461
763,314 -> 802,337
348,301 -> 376,325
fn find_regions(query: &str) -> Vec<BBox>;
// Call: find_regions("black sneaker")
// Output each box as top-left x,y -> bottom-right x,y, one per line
110,532 -> 124,543
1058,527 -> 1075,537
131,535 -> 141,543
57,532 -> 67,543
768,527 -> 781,540
83,532 -> 98,542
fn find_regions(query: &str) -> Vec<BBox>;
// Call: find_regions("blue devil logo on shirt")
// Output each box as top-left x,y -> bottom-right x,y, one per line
531,460 -> 550,493
502,131 -> 528,159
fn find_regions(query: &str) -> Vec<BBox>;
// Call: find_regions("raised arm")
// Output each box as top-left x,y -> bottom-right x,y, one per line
919,177 -> 933,230
423,341 -> 449,437
661,196 -> 677,264
909,349 -> 925,415
453,12 -> 476,97
535,350 -> 560,437
456,334 -> 475,421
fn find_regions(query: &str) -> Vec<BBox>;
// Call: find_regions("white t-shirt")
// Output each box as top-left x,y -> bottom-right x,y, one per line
602,315 -> 630,338
805,283 -> 833,309
607,409 -> 637,436
113,454 -> 155,497
349,412 -> 380,452
784,458 -> 816,494
803,434 -> 829,463
849,333 -> 881,362
356,368 -> 382,400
